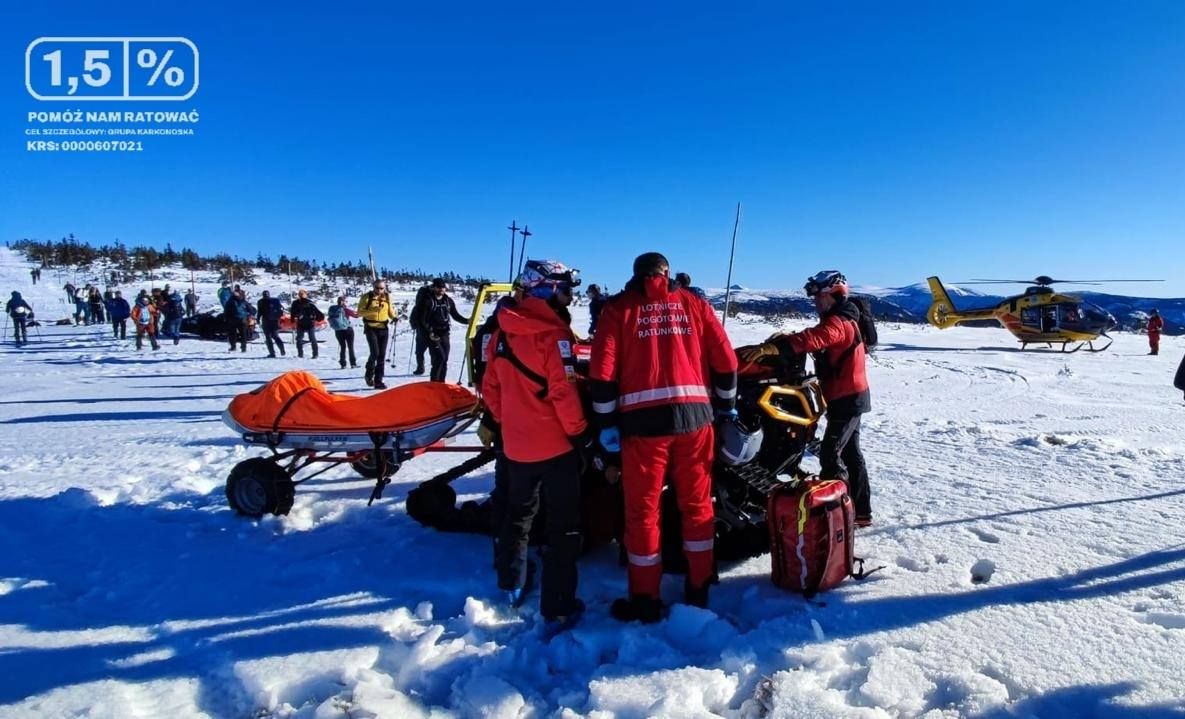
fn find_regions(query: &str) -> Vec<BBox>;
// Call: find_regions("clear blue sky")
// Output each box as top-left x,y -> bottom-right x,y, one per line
3,1 -> 1183,295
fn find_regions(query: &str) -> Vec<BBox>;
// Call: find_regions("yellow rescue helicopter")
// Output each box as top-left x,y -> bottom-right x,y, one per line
926,276 -> 1160,353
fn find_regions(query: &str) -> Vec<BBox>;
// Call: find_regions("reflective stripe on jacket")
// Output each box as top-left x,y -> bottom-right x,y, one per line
588,276 -> 736,437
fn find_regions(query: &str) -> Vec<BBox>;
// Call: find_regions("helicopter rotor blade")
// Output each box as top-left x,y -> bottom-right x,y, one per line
1045,279 -> 1164,284
960,278 -> 1164,285
960,279 -> 1036,284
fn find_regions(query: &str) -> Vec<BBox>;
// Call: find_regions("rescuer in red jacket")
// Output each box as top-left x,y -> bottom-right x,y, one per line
741,270 -> 873,526
1147,309 -> 1164,356
590,252 -> 738,623
481,259 -> 589,625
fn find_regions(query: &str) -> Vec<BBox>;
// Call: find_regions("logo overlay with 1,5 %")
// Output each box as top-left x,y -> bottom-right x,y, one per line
26,37 -> 198,101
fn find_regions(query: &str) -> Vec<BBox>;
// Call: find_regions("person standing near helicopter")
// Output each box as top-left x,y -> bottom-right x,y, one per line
1147,309 -> 1164,356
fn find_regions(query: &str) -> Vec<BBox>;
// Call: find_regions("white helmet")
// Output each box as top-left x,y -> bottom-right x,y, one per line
718,418 -> 763,465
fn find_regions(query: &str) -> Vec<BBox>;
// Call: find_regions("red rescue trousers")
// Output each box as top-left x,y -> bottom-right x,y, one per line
1150,332 -> 1161,354
620,424 -> 716,597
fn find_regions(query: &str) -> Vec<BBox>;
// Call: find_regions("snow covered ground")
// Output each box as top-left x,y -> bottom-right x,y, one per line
1,248 -> 1184,718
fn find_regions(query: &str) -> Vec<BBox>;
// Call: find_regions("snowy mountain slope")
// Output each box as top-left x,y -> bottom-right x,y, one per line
710,280 -> 1185,333
1,252 -> 1184,718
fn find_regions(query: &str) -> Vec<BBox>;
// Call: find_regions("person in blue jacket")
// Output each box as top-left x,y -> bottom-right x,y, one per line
106,290 -> 131,340
327,295 -> 359,368
225,289 -> 255,352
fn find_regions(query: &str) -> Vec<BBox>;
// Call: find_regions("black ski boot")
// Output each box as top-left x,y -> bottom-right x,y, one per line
610,595 -> 664,624
683,579 -> 710,609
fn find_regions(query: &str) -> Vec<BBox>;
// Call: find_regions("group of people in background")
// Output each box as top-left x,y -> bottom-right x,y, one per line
207,278 -> 472,390
108,286 -> 187,350
352,276 -> 471,389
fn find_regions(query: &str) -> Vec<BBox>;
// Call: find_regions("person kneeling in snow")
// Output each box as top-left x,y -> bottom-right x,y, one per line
740,270 -> 873,527
481,259 -> 589,627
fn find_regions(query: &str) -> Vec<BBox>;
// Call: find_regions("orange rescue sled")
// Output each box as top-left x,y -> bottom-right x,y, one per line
222,371 -> 487,517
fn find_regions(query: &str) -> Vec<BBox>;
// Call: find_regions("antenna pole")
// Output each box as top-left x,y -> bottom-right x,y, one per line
518,225 -> 532,274
722,202 -> 742,326
507,221 -> 519,282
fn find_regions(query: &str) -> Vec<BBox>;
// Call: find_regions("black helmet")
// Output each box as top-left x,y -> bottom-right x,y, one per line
718,418 -> 763,466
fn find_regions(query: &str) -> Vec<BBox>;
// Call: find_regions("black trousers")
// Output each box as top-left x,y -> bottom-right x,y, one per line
296,326 -> 318,357
364,326 -> 389,383
489,448 -> 509,567
428,332 -> 450,382
227,321 -> 249,351
335,327 -> 356,365
262,323 -> 284,356
820,411 -> 871,517
12,317 -> 28,343
414,328 -> 428,371
111,318 -> 126,339
496,450 -> 583,619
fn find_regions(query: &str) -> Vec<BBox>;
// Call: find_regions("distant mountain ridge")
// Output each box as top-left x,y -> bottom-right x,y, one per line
709,283 -> 1184,334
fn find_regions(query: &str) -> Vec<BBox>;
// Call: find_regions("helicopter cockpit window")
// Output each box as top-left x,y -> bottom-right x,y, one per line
1061,305 -> 1080,324
1081,304 -> 1111,323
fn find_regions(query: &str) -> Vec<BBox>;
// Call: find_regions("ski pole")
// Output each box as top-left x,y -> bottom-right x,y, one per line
387,320 -> 398,367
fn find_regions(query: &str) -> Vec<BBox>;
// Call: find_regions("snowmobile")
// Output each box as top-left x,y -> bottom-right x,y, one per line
404,340 -> 827,566
181,310 -> 260,342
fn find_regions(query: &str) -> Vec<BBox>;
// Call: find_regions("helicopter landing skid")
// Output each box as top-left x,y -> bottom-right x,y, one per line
1020,336 -> 1112,353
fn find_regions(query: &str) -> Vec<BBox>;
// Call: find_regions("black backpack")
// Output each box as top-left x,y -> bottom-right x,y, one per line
851,296 -> 878,349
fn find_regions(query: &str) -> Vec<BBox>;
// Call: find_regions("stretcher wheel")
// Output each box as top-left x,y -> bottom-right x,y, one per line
226,458 -> 296,517
351,449 -> 399,479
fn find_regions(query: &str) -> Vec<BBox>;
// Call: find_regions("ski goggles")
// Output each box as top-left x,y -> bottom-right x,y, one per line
528,281 -> 576,300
